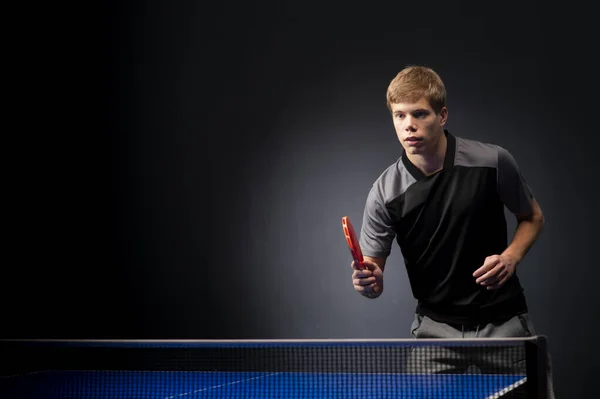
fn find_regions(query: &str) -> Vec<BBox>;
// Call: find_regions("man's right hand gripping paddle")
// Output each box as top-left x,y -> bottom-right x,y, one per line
342,216 -> 383,298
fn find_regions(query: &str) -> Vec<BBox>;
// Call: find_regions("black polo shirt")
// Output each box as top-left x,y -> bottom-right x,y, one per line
359,130 -> 534,325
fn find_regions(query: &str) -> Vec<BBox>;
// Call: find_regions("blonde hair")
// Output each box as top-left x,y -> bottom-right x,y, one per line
386,65 -> 446,114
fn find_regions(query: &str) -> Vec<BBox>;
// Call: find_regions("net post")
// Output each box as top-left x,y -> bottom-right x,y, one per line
525,335 -> 547,399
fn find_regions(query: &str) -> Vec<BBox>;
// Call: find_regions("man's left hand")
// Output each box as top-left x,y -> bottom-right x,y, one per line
473,254 -> 517,290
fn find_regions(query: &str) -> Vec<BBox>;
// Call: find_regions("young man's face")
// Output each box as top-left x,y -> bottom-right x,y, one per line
390,97 -> 448,156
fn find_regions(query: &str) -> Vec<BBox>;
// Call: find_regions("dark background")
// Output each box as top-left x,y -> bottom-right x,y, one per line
4,1 -> 598,398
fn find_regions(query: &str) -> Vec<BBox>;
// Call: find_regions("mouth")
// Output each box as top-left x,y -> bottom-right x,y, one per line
404,136 -> 423,147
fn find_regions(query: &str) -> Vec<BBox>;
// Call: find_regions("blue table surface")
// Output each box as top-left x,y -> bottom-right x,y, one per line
1,371 -> 526,399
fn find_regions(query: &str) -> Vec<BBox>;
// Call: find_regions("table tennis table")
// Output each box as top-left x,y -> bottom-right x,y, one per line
0,337 -> 548,398
3,369 -> 527,398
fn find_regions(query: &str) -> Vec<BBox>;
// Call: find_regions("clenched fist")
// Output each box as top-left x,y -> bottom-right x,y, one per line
351,259 -> 384,298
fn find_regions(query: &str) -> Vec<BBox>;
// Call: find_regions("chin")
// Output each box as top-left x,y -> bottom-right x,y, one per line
406,146 -> 423,154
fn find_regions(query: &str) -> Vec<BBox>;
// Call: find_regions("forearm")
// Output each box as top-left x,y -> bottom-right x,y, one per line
502,215 -> 544,265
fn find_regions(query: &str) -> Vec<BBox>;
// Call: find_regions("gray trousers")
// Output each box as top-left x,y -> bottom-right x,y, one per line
408,312 -> 555,398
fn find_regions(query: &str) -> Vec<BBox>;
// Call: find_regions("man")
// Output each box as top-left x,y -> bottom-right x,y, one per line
351,65 -> 554,396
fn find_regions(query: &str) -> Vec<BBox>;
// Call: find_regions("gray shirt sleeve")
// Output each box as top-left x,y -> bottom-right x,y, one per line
359,186 -> 396,258
497,146 -> 534,216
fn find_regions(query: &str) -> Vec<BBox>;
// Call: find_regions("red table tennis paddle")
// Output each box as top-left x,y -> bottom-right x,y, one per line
342,216 -> 365,269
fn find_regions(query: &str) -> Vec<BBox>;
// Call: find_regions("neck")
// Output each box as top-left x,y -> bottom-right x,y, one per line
407,131 -> 447,176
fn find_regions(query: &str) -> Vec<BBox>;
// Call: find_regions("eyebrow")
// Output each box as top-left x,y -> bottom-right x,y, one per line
393,108 -> 430,115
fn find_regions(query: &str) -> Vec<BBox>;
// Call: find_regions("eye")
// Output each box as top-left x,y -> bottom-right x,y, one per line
413,111 -> 428,118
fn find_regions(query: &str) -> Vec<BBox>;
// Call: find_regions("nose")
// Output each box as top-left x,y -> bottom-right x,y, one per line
404,116 -> 417,132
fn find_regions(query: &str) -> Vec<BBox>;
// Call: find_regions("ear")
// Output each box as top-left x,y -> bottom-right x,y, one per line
439,107 -> 448,126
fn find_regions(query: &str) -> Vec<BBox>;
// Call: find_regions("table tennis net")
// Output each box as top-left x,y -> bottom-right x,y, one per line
0,336 -> 548,398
